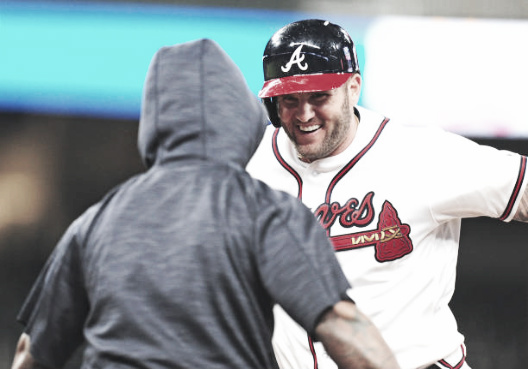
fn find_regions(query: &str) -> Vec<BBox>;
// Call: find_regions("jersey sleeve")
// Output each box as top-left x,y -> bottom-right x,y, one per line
17,207 -> 96,368
424,129 -> 527,223
254,189 -> 351,337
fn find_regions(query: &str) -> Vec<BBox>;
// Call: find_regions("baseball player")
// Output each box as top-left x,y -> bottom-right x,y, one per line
246,19 -> 528,369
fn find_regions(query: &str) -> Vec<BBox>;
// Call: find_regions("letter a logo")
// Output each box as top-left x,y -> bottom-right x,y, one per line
281,44 -> 308,73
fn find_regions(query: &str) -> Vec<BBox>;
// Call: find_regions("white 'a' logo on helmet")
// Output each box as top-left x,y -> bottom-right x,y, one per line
281,44 -> 308,73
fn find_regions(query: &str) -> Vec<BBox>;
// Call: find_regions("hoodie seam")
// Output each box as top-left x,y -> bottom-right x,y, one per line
200,40 -> 207,160
150,47 -> 162,166
156,48 -> 165,164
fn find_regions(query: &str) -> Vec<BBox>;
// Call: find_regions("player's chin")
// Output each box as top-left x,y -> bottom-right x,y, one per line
295,143 -> 326,162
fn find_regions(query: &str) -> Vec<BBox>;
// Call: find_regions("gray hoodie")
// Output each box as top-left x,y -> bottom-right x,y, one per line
18,39 -> 350,369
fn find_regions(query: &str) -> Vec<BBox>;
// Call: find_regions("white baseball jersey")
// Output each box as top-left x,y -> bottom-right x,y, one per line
246,106 -> 527,369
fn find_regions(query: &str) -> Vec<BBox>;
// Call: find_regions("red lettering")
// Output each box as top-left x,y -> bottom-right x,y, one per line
314,192 -> 375,231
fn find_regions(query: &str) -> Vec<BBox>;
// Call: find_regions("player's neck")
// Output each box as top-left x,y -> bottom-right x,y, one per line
330,113 -> 359,157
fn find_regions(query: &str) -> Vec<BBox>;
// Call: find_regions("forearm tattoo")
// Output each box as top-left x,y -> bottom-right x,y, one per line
513,186 -> 528,222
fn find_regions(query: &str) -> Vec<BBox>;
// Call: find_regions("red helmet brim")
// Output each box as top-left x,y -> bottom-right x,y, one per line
258,73 -> 351,98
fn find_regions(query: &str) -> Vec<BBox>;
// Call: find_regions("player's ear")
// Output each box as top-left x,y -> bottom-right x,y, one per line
346,73 -> 362,105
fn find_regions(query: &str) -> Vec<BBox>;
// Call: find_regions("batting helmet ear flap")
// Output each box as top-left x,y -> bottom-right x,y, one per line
263,97 -> 281,128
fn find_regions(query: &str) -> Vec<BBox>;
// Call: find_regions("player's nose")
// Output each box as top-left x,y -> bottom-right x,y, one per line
295,101 -> 315,123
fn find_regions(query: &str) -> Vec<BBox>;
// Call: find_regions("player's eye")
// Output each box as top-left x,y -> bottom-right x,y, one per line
310,93 -> 329,104
279,95 -> 298,107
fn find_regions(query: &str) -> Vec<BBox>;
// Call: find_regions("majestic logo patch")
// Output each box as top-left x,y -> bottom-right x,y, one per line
281,44 -> 308,73
314,194 -> 413,262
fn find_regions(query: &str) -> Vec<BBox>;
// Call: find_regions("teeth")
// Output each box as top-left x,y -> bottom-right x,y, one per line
299,124 -> 320,132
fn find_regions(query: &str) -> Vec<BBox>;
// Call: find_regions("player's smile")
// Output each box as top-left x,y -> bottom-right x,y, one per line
298,123 -> 322,133
293,120 -> 328,150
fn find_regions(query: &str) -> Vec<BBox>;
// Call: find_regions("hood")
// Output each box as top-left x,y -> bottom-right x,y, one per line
138,38 -> 268,168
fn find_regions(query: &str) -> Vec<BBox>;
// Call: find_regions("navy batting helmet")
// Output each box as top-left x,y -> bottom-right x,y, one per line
259,19 -> 360,127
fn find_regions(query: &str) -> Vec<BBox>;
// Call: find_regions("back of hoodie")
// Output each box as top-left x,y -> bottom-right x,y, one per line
17,39 -> 350,369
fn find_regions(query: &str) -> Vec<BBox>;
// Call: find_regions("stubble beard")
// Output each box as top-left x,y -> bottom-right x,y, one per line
292,96 -> 352,163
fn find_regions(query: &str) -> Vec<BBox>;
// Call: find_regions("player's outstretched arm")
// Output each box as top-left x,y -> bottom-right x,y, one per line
314,301 -> 401,369
513,186 -> 528,222
11,334 -> 52,369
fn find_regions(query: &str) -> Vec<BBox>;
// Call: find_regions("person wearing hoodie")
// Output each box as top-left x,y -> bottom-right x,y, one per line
10,39 -> 399,369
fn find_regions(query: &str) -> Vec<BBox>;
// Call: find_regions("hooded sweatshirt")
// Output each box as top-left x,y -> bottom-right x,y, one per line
17,39 -> 350,369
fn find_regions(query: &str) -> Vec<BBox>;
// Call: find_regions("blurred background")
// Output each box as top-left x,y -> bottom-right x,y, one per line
1,0 -> 527,368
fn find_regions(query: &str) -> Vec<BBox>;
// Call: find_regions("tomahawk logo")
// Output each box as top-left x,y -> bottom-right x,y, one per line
315,196 -> 413,262
281,44 -> 308,72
